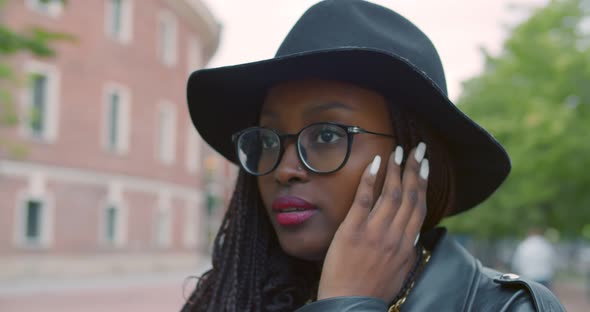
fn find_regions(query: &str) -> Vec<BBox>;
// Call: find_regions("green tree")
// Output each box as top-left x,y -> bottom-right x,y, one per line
0,0 -> 70,157
444,0 -> 590,239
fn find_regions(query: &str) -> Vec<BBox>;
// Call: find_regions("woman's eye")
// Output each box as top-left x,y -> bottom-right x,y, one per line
315,129 -> 343,144
261,136 -> 278,149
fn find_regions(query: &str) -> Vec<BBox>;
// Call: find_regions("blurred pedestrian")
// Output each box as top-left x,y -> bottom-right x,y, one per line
512,228 -> 556,290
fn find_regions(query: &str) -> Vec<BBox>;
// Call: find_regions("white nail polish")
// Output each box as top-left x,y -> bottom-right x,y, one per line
414,142 -> 427,163
420,159 -> 430,180
394,146 -> 403,165
414,233 -> 421,246
369,155 -> 381,176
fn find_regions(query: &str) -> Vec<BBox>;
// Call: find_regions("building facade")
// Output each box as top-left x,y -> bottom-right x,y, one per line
0,0 -> 223,278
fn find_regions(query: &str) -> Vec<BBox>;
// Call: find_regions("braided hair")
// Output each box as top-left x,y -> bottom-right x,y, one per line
182,104 -> 456,311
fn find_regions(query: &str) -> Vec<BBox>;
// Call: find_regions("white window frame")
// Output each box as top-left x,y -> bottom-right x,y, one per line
185,122 -> 202,174
187,35 -> 203,77
21,61 -> 61,143
183,195 -> 202,248
102,82 -> 131,154
156,102 -> 177,165
104,0 -> 134,44
26,0 -> 64,18
14,173 -> 54,248
154,191 -> 173,248
157,10 -> 178,67
99,182 -> 128,247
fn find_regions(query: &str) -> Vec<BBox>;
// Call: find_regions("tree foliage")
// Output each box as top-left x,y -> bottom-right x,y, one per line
444,0 -> 590,239
0,0 -> 70,157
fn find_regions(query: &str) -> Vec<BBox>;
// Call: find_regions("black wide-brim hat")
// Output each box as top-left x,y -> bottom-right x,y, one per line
187,0 -> 511,216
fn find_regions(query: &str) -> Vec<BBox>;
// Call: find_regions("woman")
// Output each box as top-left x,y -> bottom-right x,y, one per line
183,0 -> 565,311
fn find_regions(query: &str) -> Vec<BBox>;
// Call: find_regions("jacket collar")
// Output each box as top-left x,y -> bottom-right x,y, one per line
402,228 -> 482,311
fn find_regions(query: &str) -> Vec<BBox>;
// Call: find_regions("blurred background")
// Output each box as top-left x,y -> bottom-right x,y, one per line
0,0 -> 588,311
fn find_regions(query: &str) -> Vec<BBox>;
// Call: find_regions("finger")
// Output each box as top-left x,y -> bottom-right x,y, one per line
369,146 -> 404,228
390,143 -> 426,238
402,158 -> 429,247
344,155 -> 381,229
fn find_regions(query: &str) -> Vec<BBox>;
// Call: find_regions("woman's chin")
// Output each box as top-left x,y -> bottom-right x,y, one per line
276,232 -> 329,262
282,245 -> 326,262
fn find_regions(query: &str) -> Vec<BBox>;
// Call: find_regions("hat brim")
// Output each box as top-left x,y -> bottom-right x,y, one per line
187,48 -> 511,215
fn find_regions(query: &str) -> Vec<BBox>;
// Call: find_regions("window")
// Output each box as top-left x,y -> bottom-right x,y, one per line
187,36 -> 203,76
26,0 -> 63,17
157,103 -> 177,164
15,180 -> 54,249
185,123 -> 202,174
111,0 -> 123,35
105,0 -> 133,43
23,62 -> 60,142
155,193 -> 172,248
101,203 -> 127,247
24,200 -> 43,244
104,205 -> 119,245
30,74 -> 47,138
101,183 -> 127,247
158,11 -> 178,66
103,83 -> 131,153
107,92 -> 120,149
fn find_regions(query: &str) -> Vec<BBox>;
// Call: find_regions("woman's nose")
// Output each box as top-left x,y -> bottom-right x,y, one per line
273,143 -> 309,185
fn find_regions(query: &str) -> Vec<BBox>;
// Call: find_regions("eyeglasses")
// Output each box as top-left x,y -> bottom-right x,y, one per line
232,122 -> 395,176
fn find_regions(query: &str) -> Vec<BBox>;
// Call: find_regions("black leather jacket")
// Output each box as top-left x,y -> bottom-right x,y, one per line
296,228 -> 565,311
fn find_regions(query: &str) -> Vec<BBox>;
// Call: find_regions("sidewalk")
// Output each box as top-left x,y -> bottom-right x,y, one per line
0,265 -> 211,312
0,269 -> 207,295
554,280 -> 590,312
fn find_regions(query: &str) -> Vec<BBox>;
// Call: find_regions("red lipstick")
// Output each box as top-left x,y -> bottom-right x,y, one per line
272,196 -> 318,226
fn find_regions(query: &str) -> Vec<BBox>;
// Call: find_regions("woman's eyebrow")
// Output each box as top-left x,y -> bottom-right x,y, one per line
303,102 -> 355,116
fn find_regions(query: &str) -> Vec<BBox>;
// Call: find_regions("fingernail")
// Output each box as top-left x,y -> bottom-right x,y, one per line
414,142 -> 427,163
414,233 -> 421,246
394,146 -> 403,165
369,155 -> 381,176
420,159 -> 429,180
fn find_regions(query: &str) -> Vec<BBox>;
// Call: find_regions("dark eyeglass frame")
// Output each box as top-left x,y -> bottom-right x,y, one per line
231,122 -> 395,176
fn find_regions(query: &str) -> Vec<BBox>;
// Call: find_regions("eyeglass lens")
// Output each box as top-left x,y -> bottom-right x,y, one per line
236,124 -> 349,175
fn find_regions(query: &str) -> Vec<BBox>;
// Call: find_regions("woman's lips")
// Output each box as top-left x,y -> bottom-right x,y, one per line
272,196 -> 318,226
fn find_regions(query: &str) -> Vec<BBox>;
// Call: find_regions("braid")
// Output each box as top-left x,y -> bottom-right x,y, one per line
182,171 -> 319,312
389,103 -> 457,231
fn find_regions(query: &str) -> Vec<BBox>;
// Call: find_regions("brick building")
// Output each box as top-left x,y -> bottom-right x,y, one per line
0,0 -> 226,278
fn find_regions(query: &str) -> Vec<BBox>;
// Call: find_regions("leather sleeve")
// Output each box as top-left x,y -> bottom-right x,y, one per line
495,289 -> 536,312
493,277 -> 567,312
294,296 -> 388,312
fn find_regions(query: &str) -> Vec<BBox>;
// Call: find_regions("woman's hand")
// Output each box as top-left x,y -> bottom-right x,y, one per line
317,143 -> 429,303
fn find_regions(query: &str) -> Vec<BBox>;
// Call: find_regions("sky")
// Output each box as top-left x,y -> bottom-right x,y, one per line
200,0 -> 549,101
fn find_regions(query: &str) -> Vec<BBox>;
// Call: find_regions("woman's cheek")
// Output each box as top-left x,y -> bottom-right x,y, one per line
257,178 -> 273,207
327,178 -> 359,223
